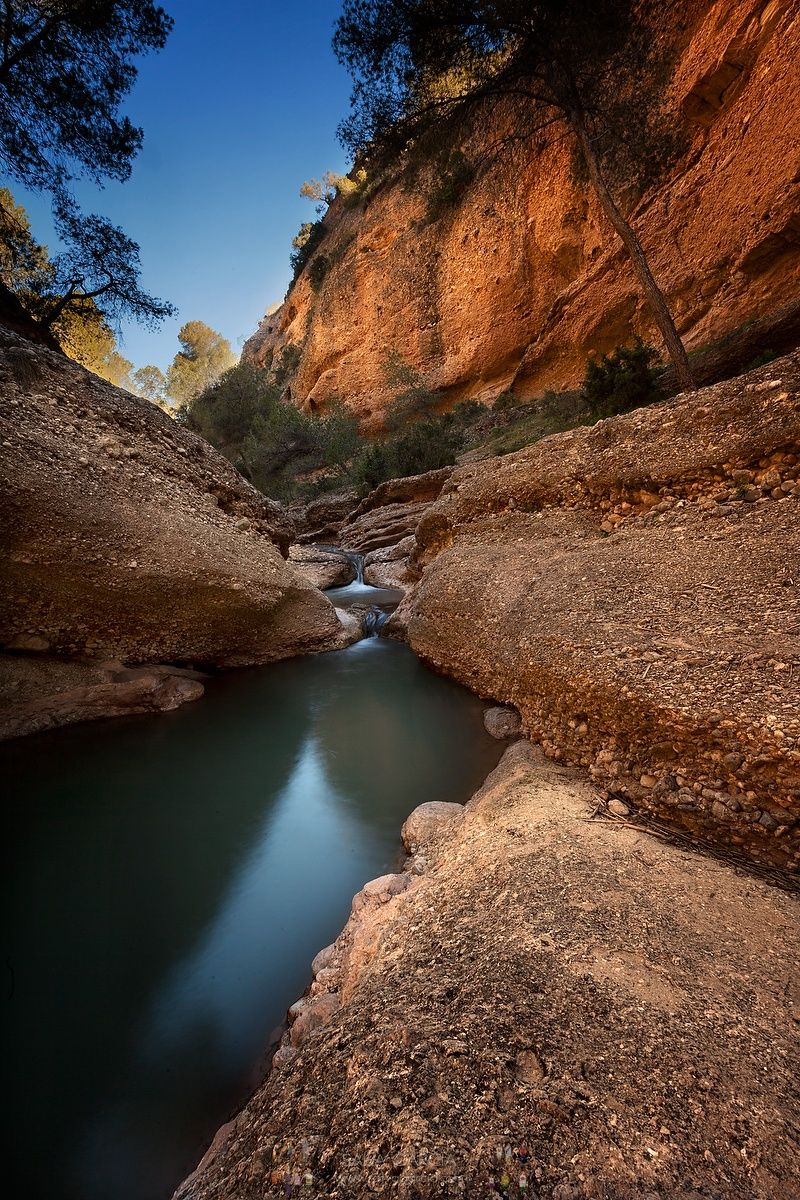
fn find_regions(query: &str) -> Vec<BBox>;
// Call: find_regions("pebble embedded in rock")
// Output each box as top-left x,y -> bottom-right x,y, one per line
608,798 -> 630,817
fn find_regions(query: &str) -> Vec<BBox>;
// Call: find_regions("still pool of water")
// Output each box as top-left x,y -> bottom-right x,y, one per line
2,637 -> 502,1200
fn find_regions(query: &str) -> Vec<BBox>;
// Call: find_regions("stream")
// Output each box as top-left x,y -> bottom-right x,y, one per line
2,568 -> 502,1200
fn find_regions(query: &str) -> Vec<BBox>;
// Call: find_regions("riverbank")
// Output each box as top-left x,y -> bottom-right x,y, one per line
3,637 -> 501,1200
175,739 -> 799,1199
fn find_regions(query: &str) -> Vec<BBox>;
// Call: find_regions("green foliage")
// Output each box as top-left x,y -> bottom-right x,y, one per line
333,1 -> 678,197
493,389 -> 521,413
450,398 -> 484,426
382,350 -> 441,429
316,399 -> 362,469
0,188 -> 52,295
272,343 -> 303,387
0,2 -> 172,195
166,321 -> 238,407
182,364 -> 362,501
389,417 -> 460,477
580,339 -> 661,418
424,151 -> 476,223
132,364 -> 168,405
0,187 -> 141,386
350,442 -> 392,493
744,349 -> 778,372
1,184 -> 173,335
43,193 -> 174,329
184,363 -> 276,448
301,168 -> 369,209
290,221 -> 327,281
55,302 -> 134,388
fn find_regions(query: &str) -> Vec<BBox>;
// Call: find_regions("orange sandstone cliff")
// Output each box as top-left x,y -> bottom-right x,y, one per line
243,0 -> 799,426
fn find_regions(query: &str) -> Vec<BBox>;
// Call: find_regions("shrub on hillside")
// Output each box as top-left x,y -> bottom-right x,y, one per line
581,339 -> 661,418
308,254 -> 330,291
290,220 -> 326,282
424,150 -> 476,223
184,363 -> 277,449
382,349 -> 441,429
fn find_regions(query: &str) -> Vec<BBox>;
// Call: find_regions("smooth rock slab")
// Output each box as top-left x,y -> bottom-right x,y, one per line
288,544 -> 356,589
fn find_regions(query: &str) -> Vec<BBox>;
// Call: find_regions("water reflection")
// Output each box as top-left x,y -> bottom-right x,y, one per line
3,639 -> 502,1200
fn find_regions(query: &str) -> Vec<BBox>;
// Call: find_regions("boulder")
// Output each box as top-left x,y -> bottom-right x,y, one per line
339,469 -> 453,553
333,607 -> 364,647
0,654 -> 204,740
484,706 -> 522,739
289,992 -> 340,1049
406,353 -> 800,870
401,801 -> 465,853
288,490 -> 359,544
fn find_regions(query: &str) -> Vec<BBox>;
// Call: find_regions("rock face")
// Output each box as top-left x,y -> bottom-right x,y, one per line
175,742 -> 799,1200
243,0 -> 800,425
362,536 -> 416,590
401,353 -> 800,871
288,490 -> 359,544
338,468 -> 452,553
0,329 -> 348,679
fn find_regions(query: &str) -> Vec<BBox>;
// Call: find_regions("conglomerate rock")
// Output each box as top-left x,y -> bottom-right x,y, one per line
288,544 -> 356,589
0,328 -> 347,682
403,353 -> 800,871
0,655 -> 205,739
362,536 -> 417,590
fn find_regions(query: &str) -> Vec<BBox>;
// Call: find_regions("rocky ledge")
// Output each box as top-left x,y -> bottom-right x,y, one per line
391,353 -> 800,873
176,741 -> 799,1199
0,329 -> 353,737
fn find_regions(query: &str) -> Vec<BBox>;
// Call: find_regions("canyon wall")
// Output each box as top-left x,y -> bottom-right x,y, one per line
244,0 -> 800,427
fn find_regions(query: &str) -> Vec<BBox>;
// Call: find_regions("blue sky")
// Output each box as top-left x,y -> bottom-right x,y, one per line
16,0 -> 351,372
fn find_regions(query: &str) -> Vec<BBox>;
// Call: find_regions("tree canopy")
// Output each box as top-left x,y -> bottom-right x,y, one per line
1,185 -> 137,384
0,186 -> 51,292
166,321 -> 238,407
0,1 -> 175,334
132,364 -> 167,404
333,0 -> 694,388
0,1 -> 173,194
40,194 -> 174,329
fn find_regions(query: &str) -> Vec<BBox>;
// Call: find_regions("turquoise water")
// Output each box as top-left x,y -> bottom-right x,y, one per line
2,637 -> 501,1200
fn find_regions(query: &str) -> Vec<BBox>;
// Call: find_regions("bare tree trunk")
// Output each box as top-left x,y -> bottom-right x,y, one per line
572,114 -> 695,392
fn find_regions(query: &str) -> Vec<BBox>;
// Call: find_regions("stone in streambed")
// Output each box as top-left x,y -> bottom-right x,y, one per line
401,801 -> 465,853
484,705 -> 522,739
289,991 -> 340,1049
311,944 -> 337,977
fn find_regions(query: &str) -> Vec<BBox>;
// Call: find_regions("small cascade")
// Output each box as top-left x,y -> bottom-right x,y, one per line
360,606 -> 389,638
343,550 -> 364,584
321,546 -> 403,640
